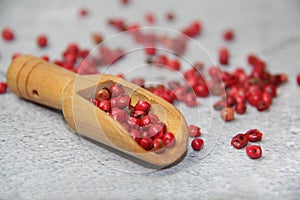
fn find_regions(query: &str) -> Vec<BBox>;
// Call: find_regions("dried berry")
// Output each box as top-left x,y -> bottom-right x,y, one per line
191,138 -> 204,151
221,107 -> 234,122
246,145 -> 262,159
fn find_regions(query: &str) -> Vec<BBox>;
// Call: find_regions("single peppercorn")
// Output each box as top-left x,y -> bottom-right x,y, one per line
191,138 -> 204,151
246,145 -> 262,159
0,82 -> 8,94
37,34 -> 48,48
163,132 -> 176,148
223,29 -> 234,41
188,125 -> 201,137
245,129 -> 263,142
92,33 -> 103,44
219,47 -> 229,65
2,27 -> 14,41
231,133 -> 248,149
221,107 -> 235,122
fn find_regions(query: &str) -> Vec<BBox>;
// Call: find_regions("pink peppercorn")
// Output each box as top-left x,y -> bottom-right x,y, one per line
79,7 -> 89,17
110,84 -> 125,97
152,138 -> 165,153
116,94 -> 131,108
0,82 -> 8,94
246,145 -> 262,159
223,29 -> 234,41
183,93 -> 198,107
188,125 -> 201,137
163,132 -> 176,148
139,137 -> 153,151
145,46 -> 156,56
111,107 -> 127,123
297,74 -> 300,86
166,59 -> 181,71
191,138 -> 204,151
219,47 -> 229,65
37,34 -> 48,47
145,12 -> 155,24
134,100 -> 151,114
2,27 -> 14,41
140,115 -> 152,127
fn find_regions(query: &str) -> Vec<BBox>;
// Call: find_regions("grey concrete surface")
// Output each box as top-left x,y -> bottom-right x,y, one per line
0,0 -> 300,199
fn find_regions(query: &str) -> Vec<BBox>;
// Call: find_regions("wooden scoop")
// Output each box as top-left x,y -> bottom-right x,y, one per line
6,55 -> 188,168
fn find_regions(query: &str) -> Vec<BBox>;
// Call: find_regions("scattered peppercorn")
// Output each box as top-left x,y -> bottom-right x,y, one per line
0,82 -> 8,94
221,107 -> 235,122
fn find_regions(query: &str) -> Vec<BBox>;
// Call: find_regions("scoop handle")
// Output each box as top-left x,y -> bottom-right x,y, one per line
6,55 -> 76,110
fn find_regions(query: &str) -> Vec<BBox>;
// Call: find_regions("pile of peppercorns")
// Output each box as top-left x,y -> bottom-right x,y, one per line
1,1 -> 300,158
91,84 -> 176,153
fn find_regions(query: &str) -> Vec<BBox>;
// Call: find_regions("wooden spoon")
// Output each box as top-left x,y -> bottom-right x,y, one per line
6,55 -> 189,168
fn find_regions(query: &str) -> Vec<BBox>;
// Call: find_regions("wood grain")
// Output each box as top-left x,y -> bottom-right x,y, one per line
6,55 -> 189,168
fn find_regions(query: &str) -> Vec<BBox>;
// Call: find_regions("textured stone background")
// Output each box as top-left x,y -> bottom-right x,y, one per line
0,0 -> 300,199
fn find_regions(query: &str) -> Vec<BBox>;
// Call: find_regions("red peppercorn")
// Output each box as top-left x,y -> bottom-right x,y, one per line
193,83 -> 209,97
183,93 -> 198,107
256,100 -> 269,111
245,129 -> 263,142
247,90 -> 262,107
166,11 -> 175,21
219,47 -> 229,65
134,100 -> 151,114
163,132 -> 176,148
111,107 -> 127,123
221,107 -> 235,122
262,92 -> 272,106
213,100 -> 226,110
223,29 -> 234,41
41,55 -> 50,62
231,133 -> 248,149
246,145 -> 262,159
0,82 -> 8,94
188,125 -> 201,137
37,34 -> 48,47
148,124 -> 164,138
98,100 -> 111,112
166,59 -> 181,71
297,74 -> 300,86
79,7 -> 89,17
116,94 -> 131,108
152,138 -> 165,153
139,137 -> 153,151
110,84 -> 125,97
191,138 -> 204,151
12,52 -> 21,60
2,27 -> 14,41
184,20 -> 202,37
145,12 -> 155,24
154,54 -> 168,66
126,116 -> 141,129
145,46 -> 156,56
120,0 -> 130,5
140,115 -> 152,127
235,103 -> 246,114
247,54 -> 259,66
263,84 -> 277,97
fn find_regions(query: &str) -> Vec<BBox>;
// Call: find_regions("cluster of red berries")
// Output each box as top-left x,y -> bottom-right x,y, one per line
212,54 -> 288,121
91,84 -> 176,153
231,129 -> 263,159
